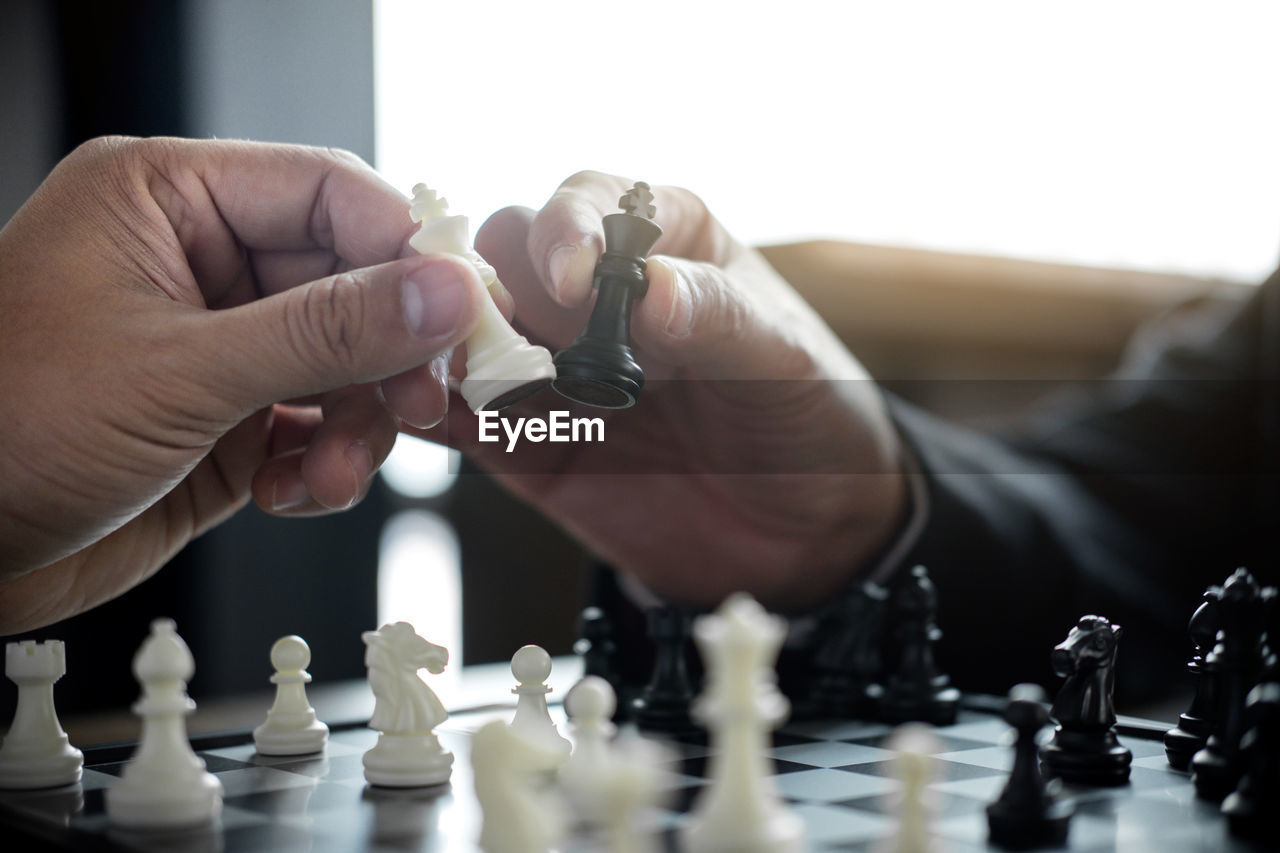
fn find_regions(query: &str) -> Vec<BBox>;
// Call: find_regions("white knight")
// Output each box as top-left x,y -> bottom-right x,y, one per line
361,621 -> 453,787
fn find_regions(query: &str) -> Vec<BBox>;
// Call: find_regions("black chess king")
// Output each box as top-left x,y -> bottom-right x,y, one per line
552,182 -> 662,409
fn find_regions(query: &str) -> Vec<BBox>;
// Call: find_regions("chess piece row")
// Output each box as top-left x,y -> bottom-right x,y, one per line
580,563 -> 962,735
1163,567 -> 1277,842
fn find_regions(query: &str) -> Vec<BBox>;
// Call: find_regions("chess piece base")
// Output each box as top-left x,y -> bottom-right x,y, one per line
106,770 -> 223,827
253,718 -> 329,756
878,684 -> 961,726
363,732 -> 453,788
986,798 -> 1073,850
461,336 -> 556,412
680,809 -> 806,853
631,695 -> 700,735
1163,717 -> 1209,771
552,339 -> 643,409
1041,729 -> 1132,786
0,735 -> 83,789
1190,746 -> 1240,802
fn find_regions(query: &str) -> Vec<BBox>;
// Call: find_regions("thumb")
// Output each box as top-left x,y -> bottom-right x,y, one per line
192,254 -> 483,416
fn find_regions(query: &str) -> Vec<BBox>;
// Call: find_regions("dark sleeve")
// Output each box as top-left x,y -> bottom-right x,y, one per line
889,268 -> 1280,702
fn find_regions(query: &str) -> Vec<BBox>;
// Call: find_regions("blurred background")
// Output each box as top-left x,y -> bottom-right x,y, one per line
1,0 -> 1278,716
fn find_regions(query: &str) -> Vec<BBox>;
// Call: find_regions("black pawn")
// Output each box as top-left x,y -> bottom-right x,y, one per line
632,605 -> 699,734
1191,568 -> 1276,801
552,182 -> 662,410
987,684 -> 1073,850
793,582 -> 889,720
572,606 -> 624,721
1041,615 -> 1132,786
1222,681 -> 1280,843
877,565 -> 960,725
1164,587 -> 1222,769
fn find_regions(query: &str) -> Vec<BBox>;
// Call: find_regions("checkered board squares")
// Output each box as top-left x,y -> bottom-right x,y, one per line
0,707 -> 1256,852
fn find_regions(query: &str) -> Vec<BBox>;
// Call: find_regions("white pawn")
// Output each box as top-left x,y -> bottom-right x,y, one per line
408,184 -> 556,412
253,635 -> 329,755
885,724 -> 941,853
509,644 -> 571,764
106,619 -> 222,828
561,675 -> 618,824
0,640 -> 83,789
473,719 -> 567,853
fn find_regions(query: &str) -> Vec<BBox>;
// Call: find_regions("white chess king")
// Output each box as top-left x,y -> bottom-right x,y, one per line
408,184 -> 555,412
681,593 -> 806,853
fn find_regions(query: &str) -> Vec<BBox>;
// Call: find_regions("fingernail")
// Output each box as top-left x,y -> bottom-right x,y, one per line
547,244 -> 580,303
403,260 -> 468,339
429,353 -> 451,387
271,474 -> 312,512
344,441 -> 373,507
656,259 -> 694,338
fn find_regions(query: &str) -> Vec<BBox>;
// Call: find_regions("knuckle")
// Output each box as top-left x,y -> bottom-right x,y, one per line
561,169 -> 611,189
291,273 -> 368,380
68,135 -> 136,165
320,146 -> 370,171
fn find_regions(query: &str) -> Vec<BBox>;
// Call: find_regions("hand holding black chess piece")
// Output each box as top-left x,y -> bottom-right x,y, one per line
987,683 -> 1073,850
552,182 -> 662,409
1040,614 -> 1132,786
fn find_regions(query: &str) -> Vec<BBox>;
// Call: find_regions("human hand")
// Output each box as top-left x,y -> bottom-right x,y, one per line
431,172 -> 909,613
0,137 -> 485,633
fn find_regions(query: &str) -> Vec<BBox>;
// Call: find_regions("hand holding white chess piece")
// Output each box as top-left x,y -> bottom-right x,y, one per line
409,184 -> 555,412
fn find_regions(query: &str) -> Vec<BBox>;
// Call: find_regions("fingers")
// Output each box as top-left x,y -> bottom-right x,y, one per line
475,206 -> 593,349
189,253 -> 484,420
522,171 -> 731,308
380,354 -> 451,429
252,385 -> 399,515
138,137 -> 418,267
630,254 -> 821,380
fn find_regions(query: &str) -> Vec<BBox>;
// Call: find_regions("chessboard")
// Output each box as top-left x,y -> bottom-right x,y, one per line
0,696 -> 1252,852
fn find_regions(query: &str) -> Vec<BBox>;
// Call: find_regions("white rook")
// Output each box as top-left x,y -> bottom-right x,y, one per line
0,640 -> 83,789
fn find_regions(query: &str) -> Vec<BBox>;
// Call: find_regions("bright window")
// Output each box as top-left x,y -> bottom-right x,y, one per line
375,0 -> 1279,283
